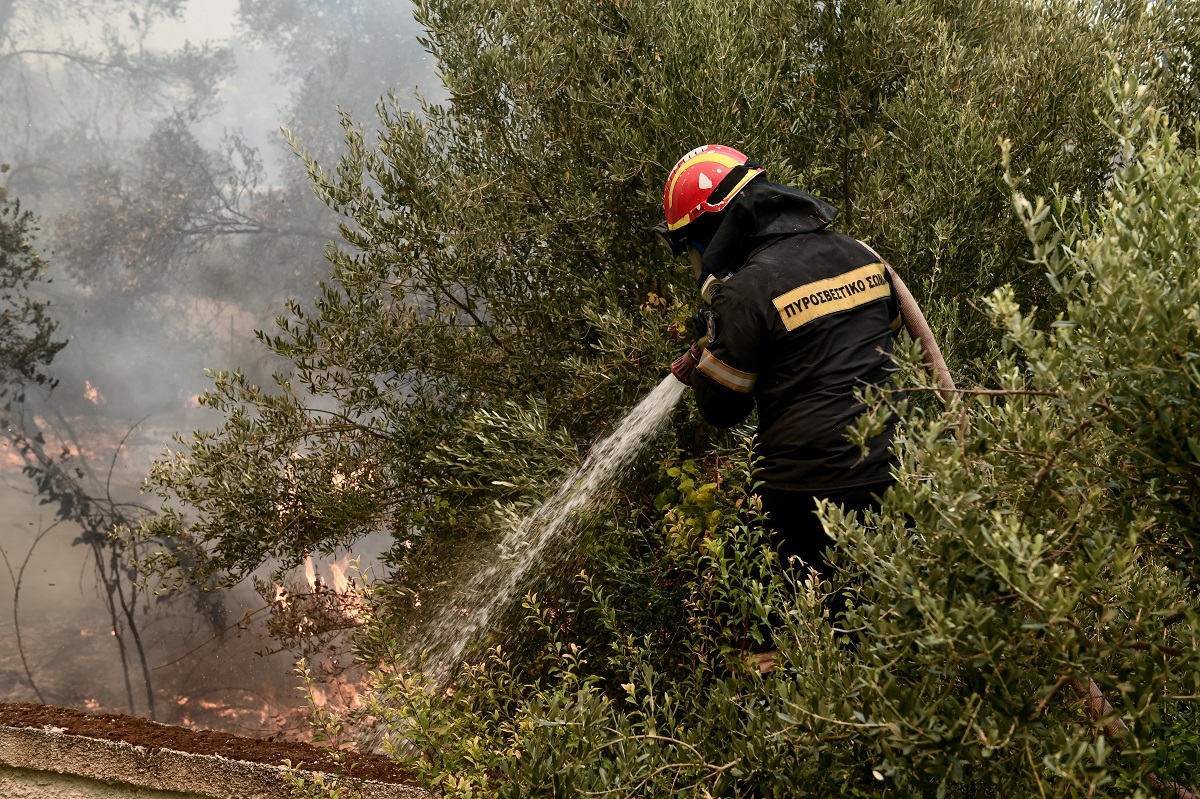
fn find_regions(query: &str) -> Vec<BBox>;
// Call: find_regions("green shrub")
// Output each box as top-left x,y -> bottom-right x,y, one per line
123,0 -> 1200,791
327,75 -> 1200,798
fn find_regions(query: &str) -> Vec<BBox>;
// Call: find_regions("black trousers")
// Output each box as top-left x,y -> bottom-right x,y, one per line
755,480 -> 892,642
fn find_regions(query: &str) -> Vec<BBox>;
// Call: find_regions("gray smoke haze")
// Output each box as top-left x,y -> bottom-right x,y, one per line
0,0 -> 440,734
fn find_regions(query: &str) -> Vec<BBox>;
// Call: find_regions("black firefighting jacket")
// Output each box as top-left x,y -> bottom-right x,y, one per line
693,194 -> 902,492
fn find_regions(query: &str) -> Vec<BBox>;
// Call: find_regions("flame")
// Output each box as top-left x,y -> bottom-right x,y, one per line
286,553 -> 370,627
304,555 -> 318,591
83,380 -> 106,405
0,439 -> 25,469
327,554 -> 355,593
303,553 -> 359,595
306,674 -> 367,713
273,583 -> 289,609
331,464 -> 370,492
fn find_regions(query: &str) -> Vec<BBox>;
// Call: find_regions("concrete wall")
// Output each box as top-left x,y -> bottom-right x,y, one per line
0,765 -> 207,799
0,725 -> 429,799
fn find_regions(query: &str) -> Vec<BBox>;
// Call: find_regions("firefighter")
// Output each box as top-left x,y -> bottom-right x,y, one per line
656,145 -> 950,672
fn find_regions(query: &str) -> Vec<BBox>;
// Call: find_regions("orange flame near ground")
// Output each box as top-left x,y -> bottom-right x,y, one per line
303,553 -> 367,622
83,380 -> 106,405
302,553 -> 360,595
328,557 -> 351,594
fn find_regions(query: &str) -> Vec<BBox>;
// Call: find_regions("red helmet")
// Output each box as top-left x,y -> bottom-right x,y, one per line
654,145 -> 764,255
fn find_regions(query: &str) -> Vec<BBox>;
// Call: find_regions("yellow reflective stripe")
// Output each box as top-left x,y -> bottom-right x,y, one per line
772,262 -> 890,332
697,350 -> 757,393
672,152 -> 742,181
665,168 -> 762,231
666,213 -> 696,232
666,154 -> 737,208
665,152 -> 749,228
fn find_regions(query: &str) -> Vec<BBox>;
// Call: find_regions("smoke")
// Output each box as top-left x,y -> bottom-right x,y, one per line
0,0 -> 440,734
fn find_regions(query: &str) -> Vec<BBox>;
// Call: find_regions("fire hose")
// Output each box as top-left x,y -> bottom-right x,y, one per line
888,259 -> 1192,796
886,264 -> 955,404
899,271 -> 1192,795
1069,677 -> 1197,798
681,256 -> 1191,794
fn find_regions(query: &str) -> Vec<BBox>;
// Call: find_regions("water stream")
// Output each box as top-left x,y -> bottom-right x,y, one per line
422,374 -> 687,668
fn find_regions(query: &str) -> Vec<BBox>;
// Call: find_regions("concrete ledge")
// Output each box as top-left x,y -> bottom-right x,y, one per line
0,724 -> 429,799
0,764 -> 207,799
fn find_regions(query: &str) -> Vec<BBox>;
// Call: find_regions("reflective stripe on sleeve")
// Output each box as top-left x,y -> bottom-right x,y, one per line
697,350 -> 757,393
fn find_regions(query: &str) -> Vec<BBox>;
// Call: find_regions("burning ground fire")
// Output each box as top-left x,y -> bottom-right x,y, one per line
266,553 -> 371,627
0,547 -> 377,741
254,553 -> 375,719
0,597 -> 313,737
0,386 -> 377,741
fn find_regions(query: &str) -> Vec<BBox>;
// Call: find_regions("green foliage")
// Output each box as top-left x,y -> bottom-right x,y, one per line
1141,699 -> 1200,789
131,0 -> 1200,792
139,0 -> 1198,593
300,77 -> 1200,797
0,187 -> 65,399
315,437 -> 797,797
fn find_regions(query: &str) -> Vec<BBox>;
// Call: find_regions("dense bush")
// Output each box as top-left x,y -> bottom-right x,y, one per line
128,0 -> 1200,792
303,79 -> 1200,797
314,80 -> 1200,796
138,0 -> 1195,591
0,185 -> 65,398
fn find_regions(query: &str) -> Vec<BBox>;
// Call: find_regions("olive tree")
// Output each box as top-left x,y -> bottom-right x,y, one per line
346,76 -> 1200,798
140,0 -> 1197,624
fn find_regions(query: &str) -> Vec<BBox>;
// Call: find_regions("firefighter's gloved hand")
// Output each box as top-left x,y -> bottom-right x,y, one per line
687,306 -> 711,342
671,341 -> 704,386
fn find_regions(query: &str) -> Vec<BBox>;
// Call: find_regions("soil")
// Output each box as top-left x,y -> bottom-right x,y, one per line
0,702 -> 417,785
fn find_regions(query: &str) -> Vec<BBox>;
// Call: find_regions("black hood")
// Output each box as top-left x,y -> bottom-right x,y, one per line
702,176 -> 839,279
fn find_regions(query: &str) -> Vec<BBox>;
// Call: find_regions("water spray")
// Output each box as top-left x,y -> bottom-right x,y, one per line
420,374 -> 687,669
